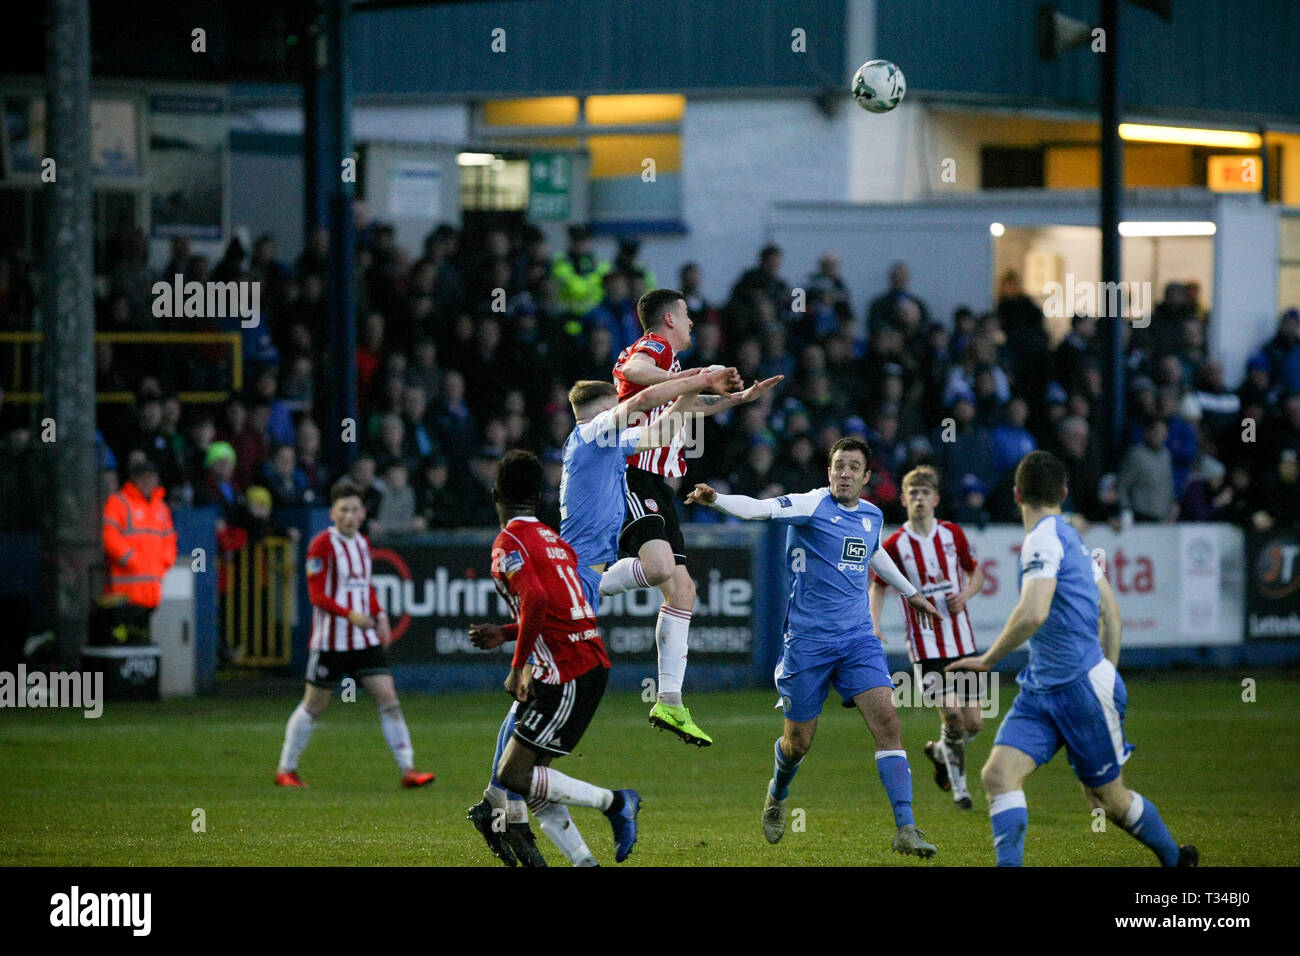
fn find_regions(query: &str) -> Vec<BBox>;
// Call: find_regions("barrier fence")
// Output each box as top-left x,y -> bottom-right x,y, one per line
222,535 -> 295,667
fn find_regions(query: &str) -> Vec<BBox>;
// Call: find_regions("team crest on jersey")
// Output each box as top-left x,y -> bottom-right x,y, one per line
645,497 -> 659,513
861,517 -> 873,533
640,339 -> 666,354
306,557 -> 323,575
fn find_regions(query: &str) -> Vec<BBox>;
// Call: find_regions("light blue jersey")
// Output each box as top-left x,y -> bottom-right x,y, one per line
1015,514 -> 1104,692
774,488 -> 885,643
559,407 -> 644,567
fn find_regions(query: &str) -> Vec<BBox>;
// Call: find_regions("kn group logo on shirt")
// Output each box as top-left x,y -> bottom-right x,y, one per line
839,536 -> 868,571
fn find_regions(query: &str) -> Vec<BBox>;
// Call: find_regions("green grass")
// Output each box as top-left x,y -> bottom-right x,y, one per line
2,675 -> 1297,866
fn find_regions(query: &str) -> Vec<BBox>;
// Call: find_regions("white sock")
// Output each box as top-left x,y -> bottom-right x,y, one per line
485,784 -> 509,811
655,603 -> 691,703
378,702 -> 415,772
535,803 -> 598,866
278,703 -> 317,772
942,722 -> 967,793
599,557 -> 649,595
527,765 -> 613,812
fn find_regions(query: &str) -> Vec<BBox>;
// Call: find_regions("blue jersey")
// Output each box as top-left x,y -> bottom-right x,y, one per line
1015,515 -> 1104,692
775,488 -> 884,644
559,407 -> 645,566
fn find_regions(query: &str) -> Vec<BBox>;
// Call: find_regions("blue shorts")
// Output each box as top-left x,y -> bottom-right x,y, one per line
576,564 -> 603,618
774,630 -> 893,722
994,659 -> 1135,787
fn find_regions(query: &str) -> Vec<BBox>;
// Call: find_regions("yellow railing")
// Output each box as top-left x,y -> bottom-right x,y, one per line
223,535 -> 295,667
1,331 -> 243,403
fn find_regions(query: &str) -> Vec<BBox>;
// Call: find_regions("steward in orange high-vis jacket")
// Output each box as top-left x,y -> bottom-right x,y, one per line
103,458 -> 177,611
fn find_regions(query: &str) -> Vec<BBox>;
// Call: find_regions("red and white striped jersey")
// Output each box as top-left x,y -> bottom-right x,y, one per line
613,332 -> 687,477
305,527 -> 383,652
879,520 -> 979,661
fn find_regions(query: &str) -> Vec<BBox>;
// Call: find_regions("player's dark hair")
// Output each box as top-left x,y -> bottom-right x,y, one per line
568,380 -> 618,411
829,436 -> 871,467
495,449 -> 543,506
1015,450 -> 1068,507
637,288 -> 685,332
329,478 -> 364,504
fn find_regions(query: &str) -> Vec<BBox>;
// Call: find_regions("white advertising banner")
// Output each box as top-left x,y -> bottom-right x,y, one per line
873,523 -> 1244,650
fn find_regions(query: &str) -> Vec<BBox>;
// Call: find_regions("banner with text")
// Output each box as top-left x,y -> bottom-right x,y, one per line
1244,526 -> 1300,640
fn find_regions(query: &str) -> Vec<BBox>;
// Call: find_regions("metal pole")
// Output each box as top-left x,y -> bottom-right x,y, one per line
42,0 -> 98,670
1100,0 -> 1125,467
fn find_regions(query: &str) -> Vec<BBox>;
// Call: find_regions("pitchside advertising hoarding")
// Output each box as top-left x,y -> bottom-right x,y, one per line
1244,525 -> 1300,640
873,523 -> 1245,649
367,533 -> 757,664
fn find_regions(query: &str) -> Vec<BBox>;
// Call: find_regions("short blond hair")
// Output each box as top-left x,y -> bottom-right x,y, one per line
568,380 -> 618,413
901,465 -> 940,494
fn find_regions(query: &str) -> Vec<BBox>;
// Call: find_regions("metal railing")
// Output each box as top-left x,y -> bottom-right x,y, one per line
222,535 -> 295,667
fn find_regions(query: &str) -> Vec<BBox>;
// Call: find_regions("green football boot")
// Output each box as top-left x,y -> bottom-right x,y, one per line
648,701 -> 714,747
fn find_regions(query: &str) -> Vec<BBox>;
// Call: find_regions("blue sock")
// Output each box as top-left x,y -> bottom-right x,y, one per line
490,705 -> 526,804
989,790 -> 1028,866
770,738 -> 802,800
874,750 -> 915,828
1120,792 -> 1180,867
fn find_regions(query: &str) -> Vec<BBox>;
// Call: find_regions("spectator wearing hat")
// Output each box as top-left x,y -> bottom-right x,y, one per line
99,457 -> 177,643
932,389 -> 994,508
196,440 -> 239,508
951,473 -> 991,529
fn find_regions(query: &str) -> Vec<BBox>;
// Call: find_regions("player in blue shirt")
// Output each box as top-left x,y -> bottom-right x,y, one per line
947,450 -> 1197,866
688,437 -> 945,859
467,365 -> 742,866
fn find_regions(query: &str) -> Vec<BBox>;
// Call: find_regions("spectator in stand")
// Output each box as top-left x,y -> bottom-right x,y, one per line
181,412 -> 216,492
772,432 -> 822,496
460,447 -> 502,526
808,251 -> 853,328
99,457 -> 176,644
584,270 -> 641,353
951,474 -> 991,529
1055,314 -> 1100,395
680,262 -> 718,328
0,413 -> 39,531
399,385 -> 439,463
1253,449 -> 1300,530
1118,417 -> 1176,523
552,224 -> 609,319
280,355 -> 316,414
991,396 -> 1037,482
1194,358 -> 1240,449
415,455 -> 461,528
1178,456 -> 1230,522
1057,416 -> 1105,523
867,261 -> 931,335
249,364 -> 296,448
294,418 -> 325,502
372,413 -> 411,475
728,436 -> 782,498
260,443 -> 310,507
371,459 -> 425,539
346,454 -> 384,532
431,369 -> 479,465
196,441 -> 240,508
1262,308 -> 1300,392
613,237 -> 656,294
356,311 -> 386,403
730,243 -> 791,317
405,338 -> 442,399
931,390 -> 995,507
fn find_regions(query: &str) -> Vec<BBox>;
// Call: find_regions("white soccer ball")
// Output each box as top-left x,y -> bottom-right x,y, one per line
851,59 -> 906,113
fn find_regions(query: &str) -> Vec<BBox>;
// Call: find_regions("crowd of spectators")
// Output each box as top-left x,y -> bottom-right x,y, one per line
1,218 -> 1298,539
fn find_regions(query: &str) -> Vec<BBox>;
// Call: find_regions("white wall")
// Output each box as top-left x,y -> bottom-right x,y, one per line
230,103 -> 469,144
1214,194 -> 1280,386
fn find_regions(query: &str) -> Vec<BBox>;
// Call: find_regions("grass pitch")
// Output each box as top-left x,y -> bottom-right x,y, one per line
2,675 -> 1296,866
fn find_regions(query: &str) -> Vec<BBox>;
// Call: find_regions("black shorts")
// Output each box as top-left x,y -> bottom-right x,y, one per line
512,665 -> 609,757
305,644 -> 391,688
917,656 -> 985,706
619,467 -> 687,565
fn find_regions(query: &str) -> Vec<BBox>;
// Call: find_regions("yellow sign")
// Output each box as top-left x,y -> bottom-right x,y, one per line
1207,155 -> 1260,192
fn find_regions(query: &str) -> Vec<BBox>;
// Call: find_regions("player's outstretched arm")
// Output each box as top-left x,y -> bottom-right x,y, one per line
1097,573 -> 1122,666
689,375 -> 785,417
684,484 -> 776,520
948,576 -> 1055,672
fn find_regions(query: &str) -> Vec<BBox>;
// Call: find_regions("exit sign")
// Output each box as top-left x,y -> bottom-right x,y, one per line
1207,155 -> 1260,192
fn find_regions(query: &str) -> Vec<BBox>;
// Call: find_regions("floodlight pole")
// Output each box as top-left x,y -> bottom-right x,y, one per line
42,0 -> 97,669
1100,0 -> 1126,467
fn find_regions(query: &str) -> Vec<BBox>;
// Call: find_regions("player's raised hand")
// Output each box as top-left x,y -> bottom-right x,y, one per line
684,482 -> 718,506
737,375 -> 785,403
945,655 -> 988,672
700,365 -> 740,393
469,622 -> 508,650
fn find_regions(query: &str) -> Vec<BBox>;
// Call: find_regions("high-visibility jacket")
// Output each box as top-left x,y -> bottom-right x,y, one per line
103,481 -> 178,609
551,254 -> 611,317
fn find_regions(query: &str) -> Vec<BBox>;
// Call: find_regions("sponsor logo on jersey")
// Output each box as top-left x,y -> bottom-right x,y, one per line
500,550 -> 525,577
306,557 -> 323,575
640,339 -> 666,354
841,537 -> 868,562
777,496 -> 792,508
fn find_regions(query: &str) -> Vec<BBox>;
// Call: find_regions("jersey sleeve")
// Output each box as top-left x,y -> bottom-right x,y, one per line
502,551 -> 548,669
873,531 -> 901,584
306,536 -> 350,618
770,490 -> 826,525
1020,521 -> 1065,583
579,407 -> 646,455
948,522 -> 978,573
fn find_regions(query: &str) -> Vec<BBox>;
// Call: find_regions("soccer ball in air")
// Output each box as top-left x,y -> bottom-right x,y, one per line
851,59 -> 906,113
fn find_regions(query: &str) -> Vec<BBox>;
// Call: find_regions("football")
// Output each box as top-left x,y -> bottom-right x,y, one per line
851,59 -> 906,113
